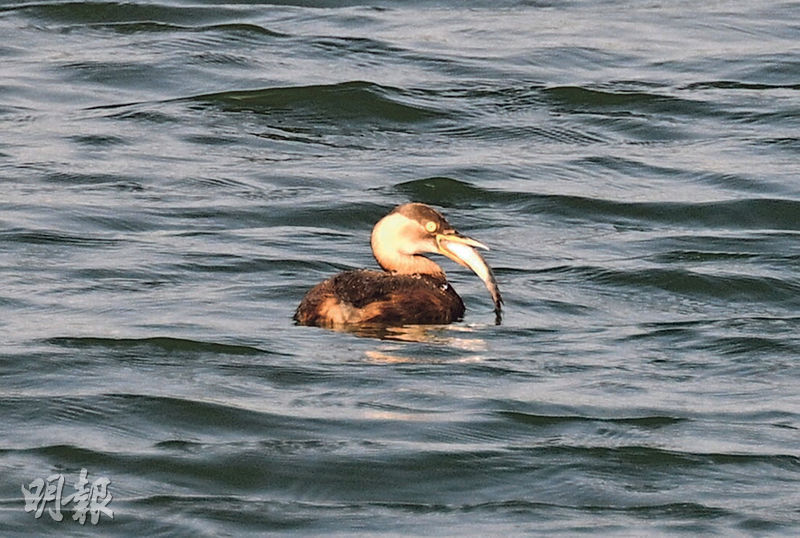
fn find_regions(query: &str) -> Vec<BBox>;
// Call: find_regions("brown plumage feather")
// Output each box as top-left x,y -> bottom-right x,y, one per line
294,269 -> 465,326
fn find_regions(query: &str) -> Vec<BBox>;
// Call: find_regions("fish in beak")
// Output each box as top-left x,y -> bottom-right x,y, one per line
435,231 -> 503,320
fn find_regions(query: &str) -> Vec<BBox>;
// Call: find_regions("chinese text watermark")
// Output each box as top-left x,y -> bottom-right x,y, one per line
22,468 -> 114,525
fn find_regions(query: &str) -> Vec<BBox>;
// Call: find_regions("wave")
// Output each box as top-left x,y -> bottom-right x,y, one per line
191,81 -> 449,124
0,228 -> 121,247
1,1 -> 245,26
543,85 -> 710,116
47,336 -> 273,355
540,264 -> 800,304
497,411 -> 685,428
684,80 -> 800,91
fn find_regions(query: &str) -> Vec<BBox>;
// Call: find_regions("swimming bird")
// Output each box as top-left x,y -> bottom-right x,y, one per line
294,203 -> 502,327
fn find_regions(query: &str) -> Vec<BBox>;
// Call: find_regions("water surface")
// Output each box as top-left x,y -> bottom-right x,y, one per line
1,0 -> 799,535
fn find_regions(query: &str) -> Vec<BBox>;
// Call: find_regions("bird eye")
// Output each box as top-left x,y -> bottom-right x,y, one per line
425,221 -> 437,233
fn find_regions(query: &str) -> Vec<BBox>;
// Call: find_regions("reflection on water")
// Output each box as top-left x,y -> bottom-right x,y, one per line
315,322 -> 489,362
365,348 -> 485,365
339,322 -> 486,345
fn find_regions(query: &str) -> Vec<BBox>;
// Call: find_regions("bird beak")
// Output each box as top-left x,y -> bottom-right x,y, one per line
436,231 -> 503,319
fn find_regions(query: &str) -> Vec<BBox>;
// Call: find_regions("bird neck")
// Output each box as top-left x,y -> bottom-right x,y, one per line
375,250 -> 445,277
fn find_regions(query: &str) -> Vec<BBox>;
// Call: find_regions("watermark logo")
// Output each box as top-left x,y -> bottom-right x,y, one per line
22,468 -> 114,525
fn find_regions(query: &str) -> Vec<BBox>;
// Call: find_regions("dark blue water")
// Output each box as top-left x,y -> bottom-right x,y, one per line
1,0 -> 799,535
